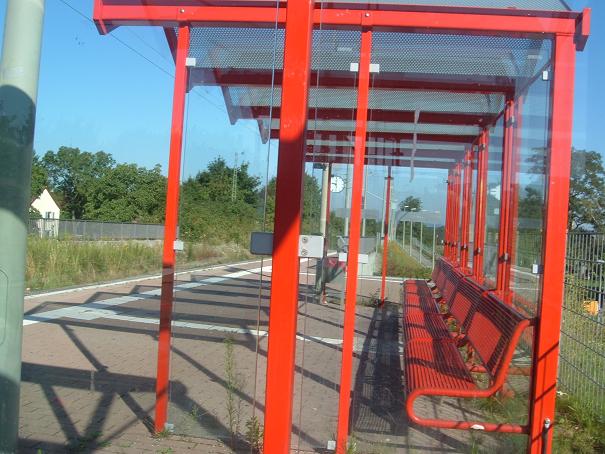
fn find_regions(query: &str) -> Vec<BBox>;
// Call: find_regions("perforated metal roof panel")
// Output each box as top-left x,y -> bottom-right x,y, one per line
188,28 -> 551,81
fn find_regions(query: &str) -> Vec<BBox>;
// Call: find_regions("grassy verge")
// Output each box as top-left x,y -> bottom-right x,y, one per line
26,237 -> 251,291
381,242 -> 432,279
553,393 -> 605,453
469,391 -> 605,453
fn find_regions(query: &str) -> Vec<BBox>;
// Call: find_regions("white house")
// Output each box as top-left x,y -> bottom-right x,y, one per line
31,189 -> 61,237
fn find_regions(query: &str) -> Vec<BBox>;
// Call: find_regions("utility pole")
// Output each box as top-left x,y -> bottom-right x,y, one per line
231,152 -> 239,202
0,0 -> 45,451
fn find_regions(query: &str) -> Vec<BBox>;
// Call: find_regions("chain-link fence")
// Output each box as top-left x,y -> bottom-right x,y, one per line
29,218 -> 164,240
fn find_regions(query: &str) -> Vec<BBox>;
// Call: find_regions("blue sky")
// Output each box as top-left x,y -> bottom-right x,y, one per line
0,0 -> 603,215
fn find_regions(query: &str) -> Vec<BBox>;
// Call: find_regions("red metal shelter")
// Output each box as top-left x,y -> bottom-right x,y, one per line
93,1 -> 590,452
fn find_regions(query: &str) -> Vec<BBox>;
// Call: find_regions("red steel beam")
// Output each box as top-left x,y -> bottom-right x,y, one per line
188,67 -> 515,95
262,0 -> 314,451
306,148 -> 464,160
272,130 -> 476,144
308,155 -> 456,169
154,24 -> 190,434
459,147 -> 473,269
247,106 -> 494,126
473,130 -> 489,280
380,166 -> 392,304
528,34 -> 576,454
336,27 -> 372,454
496,100 -> 514,296
94,2 -> 585,38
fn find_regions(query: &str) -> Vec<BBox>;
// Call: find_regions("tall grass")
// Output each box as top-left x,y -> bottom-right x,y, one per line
26,238 -> 251,291
381,242 -> 432,279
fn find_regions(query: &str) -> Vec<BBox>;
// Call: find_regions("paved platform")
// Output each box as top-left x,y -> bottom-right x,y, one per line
18,258 -> 522,453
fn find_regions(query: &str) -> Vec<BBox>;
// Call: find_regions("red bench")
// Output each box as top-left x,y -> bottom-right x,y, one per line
402,259 -> 468,341
403,259 -> 456,314
402,262 -> 531,434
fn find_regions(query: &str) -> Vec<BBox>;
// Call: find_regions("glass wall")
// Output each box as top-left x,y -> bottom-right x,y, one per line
167,22 -> 283,444
290,27 -> 360,451
483,116 -> 505,286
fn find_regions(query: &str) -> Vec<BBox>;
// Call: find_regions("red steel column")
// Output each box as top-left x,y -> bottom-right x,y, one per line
452,163 -> 462,265
460,148 -> 473,269
496,100 -> 515,295
529,34 -> 576,454
264,0 -> 314,454
473,130 -> 489,280
506,97 -> 524,304
322,164 -> 332,303
445,169 -> 453,260
154,24 -> 190,433
262,1 -> 314,451
380,166 -> 392,304
336,27 -> 372,454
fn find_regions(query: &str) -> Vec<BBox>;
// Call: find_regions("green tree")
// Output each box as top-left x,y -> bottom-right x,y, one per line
180,158 -> 261,243
399,195 -> 422,213
42,146 -> 115,219
84,163 -> 167,222
262,173 -> 322,234
569,149 -> 605,230
30,154 -> 49,199
517,186 -> 544,220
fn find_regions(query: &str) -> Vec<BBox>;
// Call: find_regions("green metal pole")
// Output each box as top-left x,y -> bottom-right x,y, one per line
0,1 -> 45,452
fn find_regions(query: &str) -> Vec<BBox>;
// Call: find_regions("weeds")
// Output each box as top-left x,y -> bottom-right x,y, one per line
224,337 -> 245,448
245,415 -> 264,453
66,431 -> 109,452
154,428 -> 172,439
553,393 -> 605,453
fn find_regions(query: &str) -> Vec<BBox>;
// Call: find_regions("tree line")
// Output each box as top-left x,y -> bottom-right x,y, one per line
31,146 -> 605,244
31,146 -> 323,243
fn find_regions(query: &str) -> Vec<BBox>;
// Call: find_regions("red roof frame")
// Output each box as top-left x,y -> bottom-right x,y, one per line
91,2 -> 591,453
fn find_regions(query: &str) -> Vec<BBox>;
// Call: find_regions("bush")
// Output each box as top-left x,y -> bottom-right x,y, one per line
382,242 -> 432,279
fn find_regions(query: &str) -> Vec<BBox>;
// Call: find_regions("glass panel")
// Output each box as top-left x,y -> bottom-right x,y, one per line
290,26 -> 361,451
468,148 -> 478,269
167,19 -> 283,446
483,116 -> 504,286
510,68 -> 552,316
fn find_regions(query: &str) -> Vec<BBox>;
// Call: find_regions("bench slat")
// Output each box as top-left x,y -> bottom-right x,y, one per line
405,339 -> 475,391
403,310 -> 451,341
403,280 -> 440,314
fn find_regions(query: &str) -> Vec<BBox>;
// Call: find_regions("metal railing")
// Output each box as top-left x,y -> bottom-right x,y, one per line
28,218 -> 165,240
560,232 -> 605,417
402,228 -> 605,416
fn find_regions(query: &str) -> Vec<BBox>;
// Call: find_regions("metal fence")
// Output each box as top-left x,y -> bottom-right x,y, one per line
401,228 -> 605,417
29,218 -> 165,240
560,232 -> 605,417
401,221 -> 443,269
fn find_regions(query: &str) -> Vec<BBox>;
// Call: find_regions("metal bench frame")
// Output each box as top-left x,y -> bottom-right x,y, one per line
402,258 -> 531,434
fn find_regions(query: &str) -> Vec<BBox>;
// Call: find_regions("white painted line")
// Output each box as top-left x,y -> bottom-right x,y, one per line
25,304 -> 400,353
25,259 -> 266,300
23,264 -> 272,327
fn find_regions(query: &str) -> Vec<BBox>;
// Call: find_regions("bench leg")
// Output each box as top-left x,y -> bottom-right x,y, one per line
406,391 -> 529,434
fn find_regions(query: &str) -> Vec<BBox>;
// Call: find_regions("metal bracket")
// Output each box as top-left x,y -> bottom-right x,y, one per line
506,116 -> 516,127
